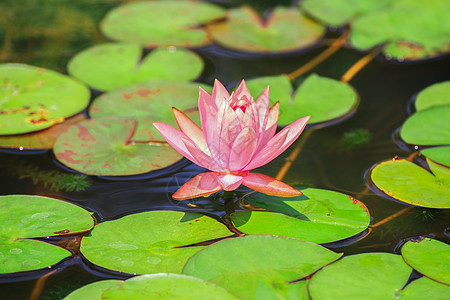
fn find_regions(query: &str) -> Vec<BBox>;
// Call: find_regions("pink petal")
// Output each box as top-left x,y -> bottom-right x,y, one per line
217,174 -> 244,190
172,172 -> 222,200
242,173 -> 302,197
255,101 -> 280,153
228,127 -> 258,171
255,86 -> 270,132
216,102 -> 242,169
242,101 -> 259,133
181,137 -> 222,172
199,88 -> 221,163
235,80 -> 252,101
244,115 -> 310,170
172,108 -> 208,154
212,79 -> 230,107
153,122 -> 199,164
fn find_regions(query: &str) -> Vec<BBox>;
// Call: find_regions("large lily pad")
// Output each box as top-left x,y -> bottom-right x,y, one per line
309,253 -> 412,299
245,74 -> 358,127
0,195 -> 94,273
401,277 -> 450,300
422,147 -> 450,168
207,6 -> 325,53
102,274 -> 239,299
80,211 -> 232,275
89,81 -> 209,142
0,63 -> 90,135
232,188 -> 370,244
0,113 -> 86,150
370,159 -> 450,208
183,235 -> 341,299
67,43 -> 203,92
400,105 -> 450,146
301,0 -> 390,27
100,1 -> 225,47
302,0 -> 450,60
64,280 -> 121,300
53,117 -> 183,176
401,238 -> 450,285
415,81 -> 450,112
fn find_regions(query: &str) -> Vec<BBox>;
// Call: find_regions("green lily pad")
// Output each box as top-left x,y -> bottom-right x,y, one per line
0,63 -> 90,135
302,0 -> 450,60
0,113 -> 86,150
422,147 -> 450,167
401,238 -> 450,285
301,0 -> 390,27
245,74 -> 358,127
89,81 -> 209,142
102,273 -> 239,299
183,235 -> 341,299
401,277 -> 450,300
350,0 -> 450,60
232,188 -> 370,244
64,280 -> 121,300
400,105 -> 450,146
53,117 -> 182,176
67,43 -> 204,92
370,159 -> 450,208
207,6 -> 325,53
80,211 -> 232,275
309,253 -> 413,299
415,81 -> 450,112
0,195 -> 94,273
100,1 -> 225,47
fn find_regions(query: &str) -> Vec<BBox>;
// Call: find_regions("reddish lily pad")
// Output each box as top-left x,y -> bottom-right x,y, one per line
370,159 -> 450,208
100,1 -> 225,47
207,6 -> 325,53
0,113 -> 86,150
0,195 -> 94,273
67,43 -> 204,92
89,81 -> 210,142
183,235 -> 341,299
232,188 -> 370,244
53,116 -> 182,176
401,238 -> 450,285
309,253 -> 412,299
0,63 -> 90,135
80,211 -> 232,275
244,74 -> 358,127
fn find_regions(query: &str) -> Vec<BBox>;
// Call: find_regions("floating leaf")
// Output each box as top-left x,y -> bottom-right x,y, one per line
415,81 -> 450,112
183,235 -> 341,299
89,81 -> 209,141
67,43 -> 203,92
309,253 -> 412,299
64,280 -> 121,300
100,1 -> 225,47
401,238 -> 450,285
53,117 -> 182,176
400,105 -> 450,146
0,195 -> 94,273
101,274 -> 239,299
80,211 -> 232,275
401,277 -> 450,300
245,74 -> 358,127
0,113 -> 86,150
0,63 -> 90,135
370,159 -> 450,208
421,147 -> 450,167
301,0 -> 390,27
207,6 -> 325,53
232,188 -> 370,244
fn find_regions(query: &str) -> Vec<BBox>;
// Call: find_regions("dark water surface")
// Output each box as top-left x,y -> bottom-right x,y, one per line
1,1 -> 449,299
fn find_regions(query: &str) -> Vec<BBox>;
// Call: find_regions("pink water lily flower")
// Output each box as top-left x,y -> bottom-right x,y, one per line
154,79 -> 310,200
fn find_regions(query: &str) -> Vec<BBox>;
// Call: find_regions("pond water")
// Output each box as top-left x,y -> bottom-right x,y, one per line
0,0 -> 449,299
